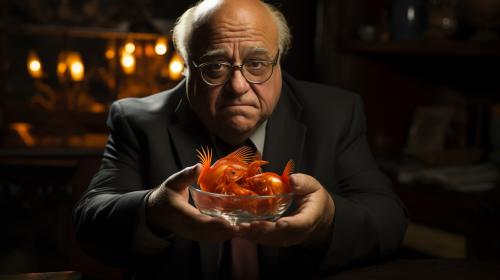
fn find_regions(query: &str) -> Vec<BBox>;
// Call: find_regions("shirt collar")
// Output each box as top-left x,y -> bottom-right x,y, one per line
249,120 -> 267,155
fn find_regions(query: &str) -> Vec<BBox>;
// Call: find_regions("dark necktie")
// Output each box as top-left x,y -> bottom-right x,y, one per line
231,237 -> 260,280
214,138 -> 260,280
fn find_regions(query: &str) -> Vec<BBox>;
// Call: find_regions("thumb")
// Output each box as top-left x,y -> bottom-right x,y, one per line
289,173 -> 321,196
163,164 -> 201,191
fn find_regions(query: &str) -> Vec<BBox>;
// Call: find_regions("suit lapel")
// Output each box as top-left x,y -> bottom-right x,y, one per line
168,96 -> 212,168
167,96 -> 222,280
263,81 -> 307,174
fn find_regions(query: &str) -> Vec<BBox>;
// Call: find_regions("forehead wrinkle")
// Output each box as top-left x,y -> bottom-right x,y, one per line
208,19 -> 272,42
208,33 -> 273,53
210,28 -> 268,42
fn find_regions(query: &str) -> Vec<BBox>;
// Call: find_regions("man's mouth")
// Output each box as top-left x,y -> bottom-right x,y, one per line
219,103 -> 254,109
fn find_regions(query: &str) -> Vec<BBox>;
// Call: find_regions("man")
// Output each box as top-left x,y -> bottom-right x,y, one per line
73,0 -> 408,279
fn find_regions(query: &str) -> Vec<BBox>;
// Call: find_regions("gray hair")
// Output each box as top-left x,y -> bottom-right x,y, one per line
172,0 -> 291,65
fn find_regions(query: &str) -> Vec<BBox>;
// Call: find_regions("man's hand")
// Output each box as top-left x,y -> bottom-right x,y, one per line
146,164 -> 238,242
237,173 -> 335,248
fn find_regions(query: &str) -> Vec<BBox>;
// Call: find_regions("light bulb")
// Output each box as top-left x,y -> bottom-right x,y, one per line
67,52 -> 85,82
27,51 -> 43,79
155,37 -> 168,55
124,41 -> 136,54
168,53 -> 184,80
121,52 -> 136,74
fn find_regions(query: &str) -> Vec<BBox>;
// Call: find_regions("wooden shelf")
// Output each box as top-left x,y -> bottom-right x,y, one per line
5,24 -> 162,40
4,109 -> 107,125
340,40 -> 500,57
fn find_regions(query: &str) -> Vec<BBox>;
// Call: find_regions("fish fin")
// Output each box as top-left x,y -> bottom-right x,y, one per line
281,159 -> 294,185
246,160 -> 269,177
226,146 -> 255,163
196,146 -> 212,169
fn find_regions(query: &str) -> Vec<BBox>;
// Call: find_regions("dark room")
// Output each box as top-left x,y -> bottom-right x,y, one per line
1,0 -> 499,279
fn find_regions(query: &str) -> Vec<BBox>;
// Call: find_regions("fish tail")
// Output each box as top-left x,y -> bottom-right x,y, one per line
281,160 -> 294,186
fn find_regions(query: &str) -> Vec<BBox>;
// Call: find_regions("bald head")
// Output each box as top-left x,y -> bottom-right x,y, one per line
173,0 -> 291,65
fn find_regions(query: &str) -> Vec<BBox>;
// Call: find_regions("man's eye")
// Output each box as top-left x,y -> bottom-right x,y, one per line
202,63 -> 229,79
205,63 -> 226,72
245,61 -> 266,70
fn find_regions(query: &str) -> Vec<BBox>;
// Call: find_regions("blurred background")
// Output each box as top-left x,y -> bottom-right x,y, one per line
0,0 -> 499,278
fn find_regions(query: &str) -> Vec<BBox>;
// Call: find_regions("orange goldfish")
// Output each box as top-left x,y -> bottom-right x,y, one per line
244,160 -> 294,195
197,146 -> 254,194
196,146 -> 293,196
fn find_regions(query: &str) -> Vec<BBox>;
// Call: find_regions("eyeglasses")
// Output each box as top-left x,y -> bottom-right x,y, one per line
192,50 -> 280,86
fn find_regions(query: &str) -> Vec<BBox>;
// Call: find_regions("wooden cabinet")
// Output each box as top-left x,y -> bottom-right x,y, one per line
317,0 -> 500,259
316,0 -> 500,157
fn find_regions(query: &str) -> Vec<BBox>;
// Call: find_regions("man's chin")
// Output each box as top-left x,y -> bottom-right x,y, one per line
216,117 -> 258,143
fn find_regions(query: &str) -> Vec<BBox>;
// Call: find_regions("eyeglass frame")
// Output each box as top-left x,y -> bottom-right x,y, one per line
191,50 -> 280,86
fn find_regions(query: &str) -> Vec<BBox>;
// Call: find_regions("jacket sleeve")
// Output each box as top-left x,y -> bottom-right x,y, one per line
72,100 -> 158,267
319,94 -> 408,273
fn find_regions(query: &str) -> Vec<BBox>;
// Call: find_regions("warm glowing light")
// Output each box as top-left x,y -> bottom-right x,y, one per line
57,53 -> 68,81
120,52 -> 136,74
27,51 -> 43,79
122,54 -> 134,67
105,40 -> 116,60
10,123 -> 36,146
105,48 -> 115,60
124,41 -> 136,53
170,60 -> 183,74
29,60 -> 41,72
57,52 -> 85,82
155,37 -> 168,55
70,61 -> 84,81
57,61 -> 67,76
67,53 -> 85,82
168,53 -> 184,80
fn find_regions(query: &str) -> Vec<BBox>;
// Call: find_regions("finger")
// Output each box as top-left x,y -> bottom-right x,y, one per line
168,195 -> 238,241
276,191 -> 331,237
289,173 -> 321,196
164,164 -> 201,191
275,210 -> 317,235
176,209 -> 238,241
279,188 -> 329,230
287,174 -> 325,227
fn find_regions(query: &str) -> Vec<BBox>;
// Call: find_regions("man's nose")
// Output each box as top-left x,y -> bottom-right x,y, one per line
225,69 -> 250,96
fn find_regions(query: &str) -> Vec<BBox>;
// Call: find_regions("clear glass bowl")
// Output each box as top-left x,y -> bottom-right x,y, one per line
189,185 -> 294,225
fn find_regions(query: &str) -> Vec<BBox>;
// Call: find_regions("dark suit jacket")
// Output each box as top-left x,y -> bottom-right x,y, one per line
73,73 -> 407,279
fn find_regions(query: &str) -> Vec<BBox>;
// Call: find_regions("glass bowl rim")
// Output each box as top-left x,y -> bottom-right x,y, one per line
189,185 -> 294,199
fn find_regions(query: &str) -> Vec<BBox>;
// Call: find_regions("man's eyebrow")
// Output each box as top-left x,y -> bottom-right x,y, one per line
197,47 -> 275,61
244,47 -> 272,57
199,49 -> 230,60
